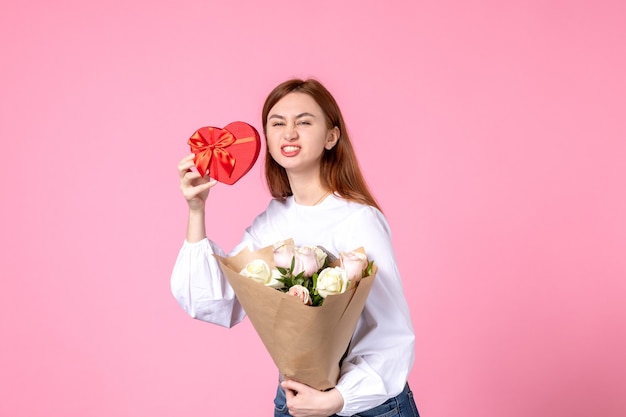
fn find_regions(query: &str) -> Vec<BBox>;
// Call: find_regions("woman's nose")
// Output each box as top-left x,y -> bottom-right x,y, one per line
284,123 -> 298,140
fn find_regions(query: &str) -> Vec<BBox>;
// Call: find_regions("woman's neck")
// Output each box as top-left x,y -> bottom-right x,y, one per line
287,171 -> 329,206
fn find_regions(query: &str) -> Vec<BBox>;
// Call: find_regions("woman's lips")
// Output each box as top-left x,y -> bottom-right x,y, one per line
281,145 -> 301,157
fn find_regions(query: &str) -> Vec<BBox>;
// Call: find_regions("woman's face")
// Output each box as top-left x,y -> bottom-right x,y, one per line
265,92 -> 339,176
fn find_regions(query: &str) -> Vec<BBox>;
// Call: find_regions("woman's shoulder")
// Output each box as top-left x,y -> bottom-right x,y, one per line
329,195 -> 390,229
247,196 -> 293,224
330,194 -> 385,215
265,196 -> 293,213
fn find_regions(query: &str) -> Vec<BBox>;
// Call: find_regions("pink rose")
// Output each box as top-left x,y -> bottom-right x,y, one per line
340,251 -> 369,287
273,240 -> 295,269
288,285 -> 312,305
293,246 -> 326,276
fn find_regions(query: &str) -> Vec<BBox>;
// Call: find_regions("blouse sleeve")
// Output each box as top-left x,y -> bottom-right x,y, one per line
334,207 -> 416,416
170,238 -> 246,328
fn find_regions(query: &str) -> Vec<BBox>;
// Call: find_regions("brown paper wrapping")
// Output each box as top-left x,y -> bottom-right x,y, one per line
214,244 -> 376,391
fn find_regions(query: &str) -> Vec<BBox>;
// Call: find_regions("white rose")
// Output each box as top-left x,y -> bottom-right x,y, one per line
316,267 -> 349,298
266,269 -> 285,289
240,259 -> 272,284
313,246 -> 328,269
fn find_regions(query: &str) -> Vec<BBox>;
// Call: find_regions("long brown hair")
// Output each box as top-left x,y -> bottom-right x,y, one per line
261,78 -> 381,211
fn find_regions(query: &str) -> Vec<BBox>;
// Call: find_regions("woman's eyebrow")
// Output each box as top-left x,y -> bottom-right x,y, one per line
268,112 -> 316,120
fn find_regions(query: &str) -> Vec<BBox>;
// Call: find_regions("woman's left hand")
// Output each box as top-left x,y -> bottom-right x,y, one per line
281,380 -> 344,417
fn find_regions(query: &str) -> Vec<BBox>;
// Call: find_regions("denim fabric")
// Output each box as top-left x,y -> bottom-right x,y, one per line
274,383 -> 419,417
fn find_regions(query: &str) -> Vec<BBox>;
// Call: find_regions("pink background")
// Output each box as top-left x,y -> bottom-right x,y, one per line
1,1 -> 625,416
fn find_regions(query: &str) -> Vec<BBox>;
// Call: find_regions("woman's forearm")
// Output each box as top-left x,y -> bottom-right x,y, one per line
186,206 -> 207,243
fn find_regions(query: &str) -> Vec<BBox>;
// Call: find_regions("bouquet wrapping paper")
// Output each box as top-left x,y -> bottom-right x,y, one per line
214,243 -> 376,390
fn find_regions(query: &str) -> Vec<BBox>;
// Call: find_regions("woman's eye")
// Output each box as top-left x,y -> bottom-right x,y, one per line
272,122 -> 285,127
298,121 -> 311,126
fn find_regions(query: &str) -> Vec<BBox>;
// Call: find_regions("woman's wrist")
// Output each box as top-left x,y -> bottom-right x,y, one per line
187,199 -> 206,211
325,388 -> 344,415
186,206 -> 207,243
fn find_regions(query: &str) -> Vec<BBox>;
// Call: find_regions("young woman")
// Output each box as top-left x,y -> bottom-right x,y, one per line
172,78 -> 418,417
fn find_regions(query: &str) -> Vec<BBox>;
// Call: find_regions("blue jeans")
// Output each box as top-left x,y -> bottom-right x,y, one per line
274,383 -> 420,417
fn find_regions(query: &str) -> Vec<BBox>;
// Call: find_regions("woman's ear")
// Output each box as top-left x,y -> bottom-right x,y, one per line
325,126 -> 340,150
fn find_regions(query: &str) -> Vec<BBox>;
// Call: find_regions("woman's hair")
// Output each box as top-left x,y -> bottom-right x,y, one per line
261,78 -> 381,211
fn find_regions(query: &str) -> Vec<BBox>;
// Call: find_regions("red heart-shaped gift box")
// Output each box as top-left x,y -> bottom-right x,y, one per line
188,121 -> 261,185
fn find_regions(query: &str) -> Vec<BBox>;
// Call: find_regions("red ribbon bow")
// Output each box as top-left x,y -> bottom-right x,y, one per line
188,127 -> 238,178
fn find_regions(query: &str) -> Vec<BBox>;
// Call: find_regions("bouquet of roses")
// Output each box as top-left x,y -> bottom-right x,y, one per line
213,239 -> 377,390
238,240 -> 374,307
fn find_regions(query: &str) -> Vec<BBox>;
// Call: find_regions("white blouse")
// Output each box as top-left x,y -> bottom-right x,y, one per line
171,194 -> 415,415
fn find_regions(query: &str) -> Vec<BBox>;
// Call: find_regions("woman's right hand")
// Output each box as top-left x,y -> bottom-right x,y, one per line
178,153 -> 217,210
